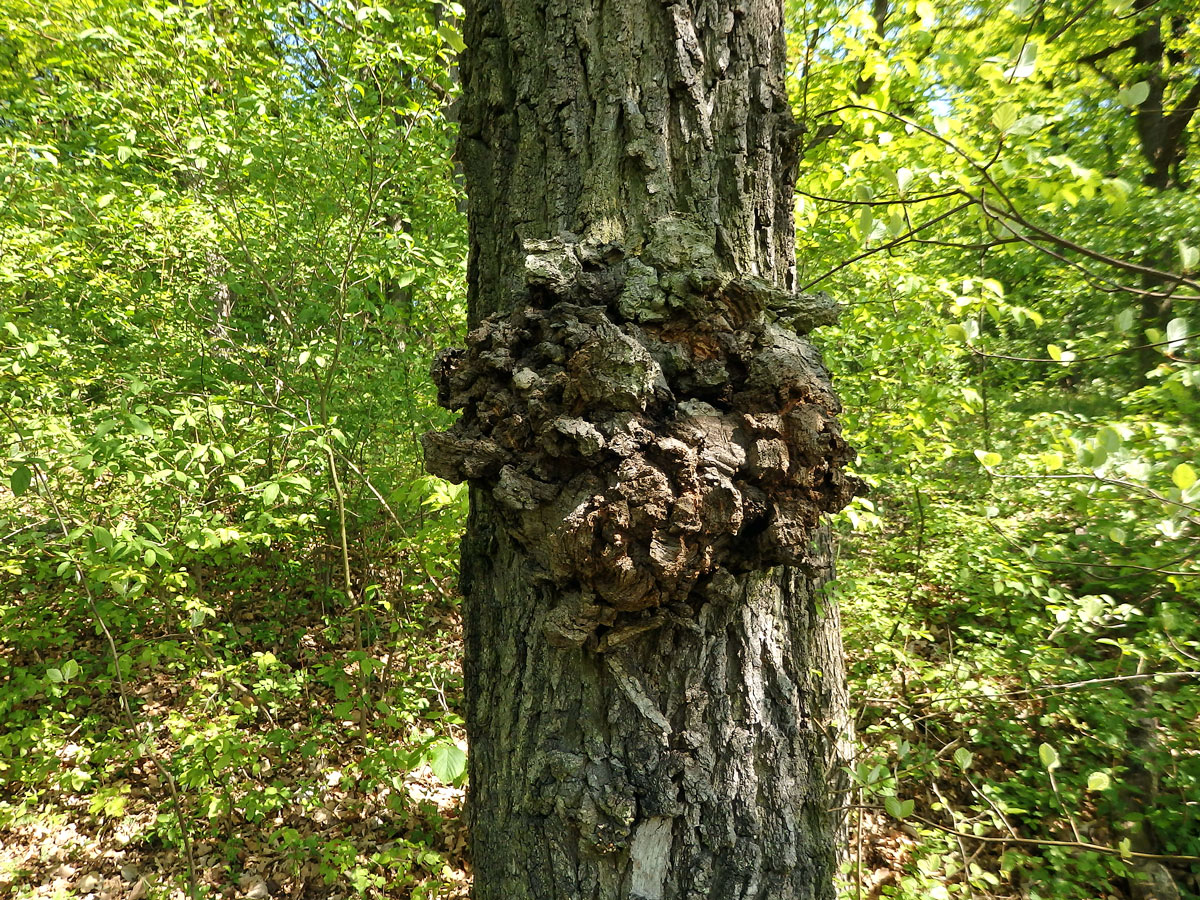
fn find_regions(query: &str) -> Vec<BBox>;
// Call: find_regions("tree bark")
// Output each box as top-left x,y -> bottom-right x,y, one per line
1123,0 -> 1198,377
423,2 -> 857,897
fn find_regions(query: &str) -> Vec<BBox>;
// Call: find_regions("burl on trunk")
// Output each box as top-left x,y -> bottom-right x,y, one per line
422,1 -> 858,898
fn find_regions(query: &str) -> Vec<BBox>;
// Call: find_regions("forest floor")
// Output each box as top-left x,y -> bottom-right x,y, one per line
1,550 -> 932,900
1,548 -> 473,900
2,534 -> 1187,900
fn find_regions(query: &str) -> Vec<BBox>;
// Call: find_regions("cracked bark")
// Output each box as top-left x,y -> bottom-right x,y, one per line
424,1 -> 855,897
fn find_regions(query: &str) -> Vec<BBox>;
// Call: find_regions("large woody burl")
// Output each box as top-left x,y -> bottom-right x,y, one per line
424,217 -> 856,650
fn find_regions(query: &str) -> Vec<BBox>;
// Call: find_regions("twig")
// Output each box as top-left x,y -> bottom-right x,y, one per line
836,805 -> 1200,862
967,333 -> 1200,364
907,812 -> 1200,863
859,670 -> 1200,705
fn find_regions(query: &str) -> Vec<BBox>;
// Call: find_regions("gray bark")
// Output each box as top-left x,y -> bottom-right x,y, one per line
423,1 -> 857,897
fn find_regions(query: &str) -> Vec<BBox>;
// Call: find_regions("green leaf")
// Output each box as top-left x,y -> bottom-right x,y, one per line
1008,114 -> 1046,137
438,23 -> 466,53
428,742 -> 467,785
1004,41 -> 1038,79
1115,308 -> 1135,332
954,747 -> 974,771
1172,463 -> 1197,491
1047,344 -> 1075,363
1178,242 -> 1199,273
96,193 -> 116,209
262,482 -> 280,505
94,526 -> 114,550
974,449 -> 1002,468
1038,742 -> 1060,770
992,102 -> 1019,133
1166,317 -> 1188,350
1087,772 -> 1111,791
47,668 -> 64,684
10,464 -> 32,497
884,796 -> 914,819
1102,178 -> 1131,212
1039,452 -> 1063,471
944,323 -> 969,343
1119,81 -> 1150,108
858,206 -> 874,242
128,415 -> 154,437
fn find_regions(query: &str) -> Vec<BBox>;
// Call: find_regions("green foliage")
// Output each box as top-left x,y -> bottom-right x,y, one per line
789,0 -> 1200,896
1,1 -> 468,896
4,0 -> 1200,897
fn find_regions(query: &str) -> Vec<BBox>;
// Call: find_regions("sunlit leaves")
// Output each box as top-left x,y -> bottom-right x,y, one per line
1003,40 -> 1038,80
1173,463 -> 1197,491
1179,242 -> 1199,273
794,4 -> 1200,893
974,450 -> 1003,468
1118,81 -> 1150,109
944,323 -> 969,343
1039,452 -> 1064,471
1166,318 -> 1190,351
992,102 -> 1019,133
428,741 -> 467,785
1038,743 -> 1060,771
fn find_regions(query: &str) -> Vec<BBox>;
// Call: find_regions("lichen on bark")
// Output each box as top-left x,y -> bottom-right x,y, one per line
423,220 -> 857,643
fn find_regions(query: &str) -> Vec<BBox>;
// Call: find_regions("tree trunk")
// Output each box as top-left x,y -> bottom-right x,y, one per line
423,2 -> 857,897
1125,0 -> 1199,377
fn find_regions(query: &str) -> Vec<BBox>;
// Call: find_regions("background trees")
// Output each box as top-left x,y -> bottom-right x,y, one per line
1,1 -> 1198,899
793,0 -> 1200,896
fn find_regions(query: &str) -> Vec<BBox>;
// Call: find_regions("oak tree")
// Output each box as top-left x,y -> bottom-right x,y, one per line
424,1 -> 856,896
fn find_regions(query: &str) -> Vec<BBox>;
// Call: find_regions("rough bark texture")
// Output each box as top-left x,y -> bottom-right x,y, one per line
422,1 -> 856,897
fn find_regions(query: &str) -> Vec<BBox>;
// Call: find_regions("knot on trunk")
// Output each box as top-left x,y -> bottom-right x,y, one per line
422,226 -> 858,629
